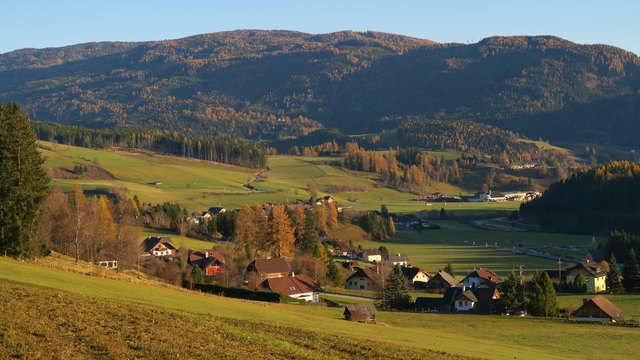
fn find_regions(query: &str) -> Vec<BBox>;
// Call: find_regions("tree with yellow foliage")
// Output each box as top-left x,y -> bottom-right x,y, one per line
327,202 -> 339,229
267,205 -> 295,257
314,204 -> 328,235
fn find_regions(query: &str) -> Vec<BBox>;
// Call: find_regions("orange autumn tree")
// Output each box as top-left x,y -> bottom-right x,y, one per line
327,202 -> 339,229
267,205 -> 295,257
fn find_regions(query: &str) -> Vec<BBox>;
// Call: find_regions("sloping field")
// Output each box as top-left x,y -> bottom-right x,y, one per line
0,257 -> 637,360
39,142 -> 473,213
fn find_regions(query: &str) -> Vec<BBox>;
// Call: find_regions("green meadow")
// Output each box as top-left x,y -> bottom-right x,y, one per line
1,256 -> 638,360
39,141 -> 511,214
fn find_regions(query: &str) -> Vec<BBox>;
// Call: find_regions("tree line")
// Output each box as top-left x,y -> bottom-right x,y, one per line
33,121 -> 268,168
520,161 -> 640,234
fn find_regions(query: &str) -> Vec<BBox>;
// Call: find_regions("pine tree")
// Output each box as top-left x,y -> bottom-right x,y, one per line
192,264 -> 203,284
439,208 -> 448,220
0,103 -> 50,258
501,272 -> 525,314
443,263 -> 454,276
326,260 -> 344,286
300,208 -> 317,254
527,272 -> 559,317
606,254 -> 624,294
383,265 -> 412,310
623,249 -> 640,293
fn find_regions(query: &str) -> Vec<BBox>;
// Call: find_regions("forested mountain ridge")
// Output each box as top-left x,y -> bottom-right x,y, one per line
1,30 -> 639,145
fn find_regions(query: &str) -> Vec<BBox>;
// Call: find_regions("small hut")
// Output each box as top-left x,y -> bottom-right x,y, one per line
344,303 -> 377,324
572,295 -> 623,322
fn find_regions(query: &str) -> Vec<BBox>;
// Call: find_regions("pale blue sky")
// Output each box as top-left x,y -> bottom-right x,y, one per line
2,0 -> 638,55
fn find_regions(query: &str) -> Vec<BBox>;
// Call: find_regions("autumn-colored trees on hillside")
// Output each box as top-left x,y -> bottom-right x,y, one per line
234,203 -> 339,259
43,185 -> 140,268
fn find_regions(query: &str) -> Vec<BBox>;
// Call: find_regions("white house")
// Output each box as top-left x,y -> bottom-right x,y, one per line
345,267 -> 379,291
461,268 -> 503,288
262,274 -> 322,302
359,249 -> 382,263
387,253 -> 409,266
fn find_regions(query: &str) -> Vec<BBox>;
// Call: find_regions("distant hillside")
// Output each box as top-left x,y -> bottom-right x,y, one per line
520,161 -> 640,234
1,30 -> 639,145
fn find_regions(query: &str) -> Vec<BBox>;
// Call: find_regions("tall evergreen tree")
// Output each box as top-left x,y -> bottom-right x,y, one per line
0,103 -> 50,258
382,265 -> 412,310
623,249 -> 640,293
501,272 -> 525,314
300,208 -> 317,254
527,272 -> 559,317
443,263 -> 454,276
326,259 -> 344,286
606,254 -> 624,294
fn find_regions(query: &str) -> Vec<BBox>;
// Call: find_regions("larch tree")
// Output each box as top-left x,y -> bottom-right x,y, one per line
0,102 -> 50,258
234,204 -> 259,255
70,184 -> 90,261
314,204 -> 328,235
267,205 -> 295,257
326,203 -> 339,230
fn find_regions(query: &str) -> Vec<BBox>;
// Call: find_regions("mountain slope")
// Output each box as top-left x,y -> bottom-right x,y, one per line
1,31 -> 639,144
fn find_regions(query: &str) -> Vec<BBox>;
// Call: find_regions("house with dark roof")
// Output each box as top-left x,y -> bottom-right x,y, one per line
415,286 -> 464,312
247,258 -> 291,279
190,251 -> 226,276
572,295 -> 623,322
261,274 -> 322,302
453,287 -> 501,314
387,253 -> 409,266
566,260 -> 608,293
424,270 -> 458,293
344,303 -> 377,323
462,268 -> 503,288
140,236 -> 176,257
401,267 -> 430,289
207,207 -> 226,215
345,267 -> 380,291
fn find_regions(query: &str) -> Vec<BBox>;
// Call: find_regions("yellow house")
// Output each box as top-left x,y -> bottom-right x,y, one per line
566,261 -> 608,293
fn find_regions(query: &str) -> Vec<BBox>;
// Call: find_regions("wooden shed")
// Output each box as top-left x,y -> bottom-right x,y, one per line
344,303 -> 377,324
572,295 -> 623,322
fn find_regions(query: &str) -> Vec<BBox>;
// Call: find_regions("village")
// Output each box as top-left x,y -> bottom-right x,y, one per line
135,195 -> 625,325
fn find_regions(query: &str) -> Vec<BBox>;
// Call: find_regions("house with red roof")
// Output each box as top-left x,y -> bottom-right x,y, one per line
461,268 -> 503,288
261,274 -> 322,302
189,251 -> 226,276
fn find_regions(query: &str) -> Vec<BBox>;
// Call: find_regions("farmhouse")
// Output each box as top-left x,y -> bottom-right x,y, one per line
387,253 -> 409,266
401,267 -> 430,288
247,258 -> 291,279
190,251 -> 226,275
345,267 -> 379,291
344,303 -> 377,323
424,270 -> 458,293
261,274 -> 322,302
358,249 -> 382,263
453,287 -> 501,314
462,268 -> 503,288
572,295 -> 623,322
140,236 -> 176,257
566,261 -> 608,293
314,195 -> 335,205
207,207 -> 226,215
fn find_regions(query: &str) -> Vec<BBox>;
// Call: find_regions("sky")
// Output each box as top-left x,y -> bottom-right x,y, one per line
2,0 -> 639,55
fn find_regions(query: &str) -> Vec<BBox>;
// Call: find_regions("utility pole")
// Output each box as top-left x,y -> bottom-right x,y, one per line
557,257 -> 562,280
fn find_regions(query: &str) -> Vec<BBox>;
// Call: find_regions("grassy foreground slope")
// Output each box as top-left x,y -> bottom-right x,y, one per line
0,257 -> 638,360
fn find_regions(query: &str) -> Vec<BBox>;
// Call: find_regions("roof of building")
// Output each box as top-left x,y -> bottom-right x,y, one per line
190,251 -> 226,268
346,266 -> 379,282
431,270 -> 458,287
414,297 -> 445,310
207,207 -> 226,214
263,274 -> 322,296
567,261 -> 608,278
141,236 -> 175,252
456,289 -> 479,303
462,268 -> 503,284
344,303 -> 377,317
401,267 -> 430,280
249,258 -> 291,276
388,254 -> 409,262
360,249 -> 381,256
573,295 -> 623,321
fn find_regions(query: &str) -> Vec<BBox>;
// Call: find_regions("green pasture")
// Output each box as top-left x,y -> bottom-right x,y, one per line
356,223 -> 600,276
1,257 -> 638,360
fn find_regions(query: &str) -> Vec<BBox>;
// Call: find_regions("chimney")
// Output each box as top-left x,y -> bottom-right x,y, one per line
205,251 -> 209,258
291,271 -> 295,277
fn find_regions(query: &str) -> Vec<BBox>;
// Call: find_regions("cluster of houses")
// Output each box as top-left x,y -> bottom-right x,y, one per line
467,190 -> 542,202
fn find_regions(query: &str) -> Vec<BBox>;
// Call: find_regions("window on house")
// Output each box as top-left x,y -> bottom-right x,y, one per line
360,285 -> 364,289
